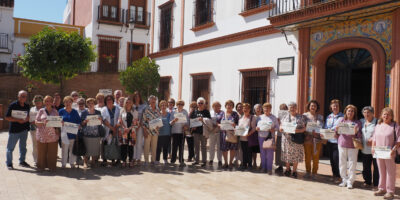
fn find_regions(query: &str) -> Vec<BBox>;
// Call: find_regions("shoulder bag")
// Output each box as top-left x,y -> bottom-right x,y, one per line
289,115 -> 305,144
263,132 -> 275,149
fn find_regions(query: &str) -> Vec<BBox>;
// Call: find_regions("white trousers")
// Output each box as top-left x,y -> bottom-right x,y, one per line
62,139 -> 77,167
29,131 -> 38,164
338,146 -> 358,185
208,133 -> 222,162
134,128 -> 144,160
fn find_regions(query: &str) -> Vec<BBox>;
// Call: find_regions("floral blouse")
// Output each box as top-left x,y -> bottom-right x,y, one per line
303,112 -> 324,144
281,113 -> 307,136
35,108 -> 60,143
142,105 -> 161,135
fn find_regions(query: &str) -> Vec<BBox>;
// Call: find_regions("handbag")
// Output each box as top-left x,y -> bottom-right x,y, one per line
352,138 -> 363,150
392,124 -> 400,164
288,115 -> 304,144
103,137 -> 121,160
72,136 -> 86,156
225,130 -> 238,143
262,132 -> 275,149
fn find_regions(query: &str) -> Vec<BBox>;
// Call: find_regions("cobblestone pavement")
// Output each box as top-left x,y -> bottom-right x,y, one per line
0,131 -> 397,200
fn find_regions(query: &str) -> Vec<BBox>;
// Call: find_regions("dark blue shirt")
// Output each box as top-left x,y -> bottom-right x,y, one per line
59,108 -> 81,139
6,100 -> 30,133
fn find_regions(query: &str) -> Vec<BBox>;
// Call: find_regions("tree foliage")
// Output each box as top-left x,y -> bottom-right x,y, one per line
119,57 -> 160,100
18,27 -> 96,84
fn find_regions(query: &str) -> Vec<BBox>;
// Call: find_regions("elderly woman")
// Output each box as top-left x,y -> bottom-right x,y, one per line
360,106 -> 379,189
336,104 -> 362,189
59,96 -> 82,168
280,102 -> 307,178
186,101 -> 197,162
95,93 -> 105,111
324,99 -> 344,182
142,95 -> 161,165
190,97 -> 211,167
101,95 -> 121,165
275,103 -> 288,174
77,98 -> 87,117
118,97 -> 138,167
256,103 -> 278,174
248,104 -> 262,168
35,95 -> 59,171
81,98 -> 103,168
70,91 -> 79,110
170,100 -> 189,166
118,97 -> 125,108
219,100 -> 239,169
372,108 -> 400,199
238,103 -> 257,170
155,100 -> 172,164
209,101 -> 224,166
29,95 -> 44,166
303,100 -> 324,179
132,91 -> 146,165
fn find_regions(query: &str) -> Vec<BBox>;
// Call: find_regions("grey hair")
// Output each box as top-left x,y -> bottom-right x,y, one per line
288,101 -> 297,107
77,97 -> 85,103
253,104 -> 261,113
18,90 -> 27,97
197,97 -> 206,104
70,91 -> 78,96
114,90 -> 122,95
362,106 -> 374,114
148,95 -> 157,102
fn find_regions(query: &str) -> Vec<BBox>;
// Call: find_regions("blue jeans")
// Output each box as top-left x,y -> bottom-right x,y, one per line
6,130 -> 28,166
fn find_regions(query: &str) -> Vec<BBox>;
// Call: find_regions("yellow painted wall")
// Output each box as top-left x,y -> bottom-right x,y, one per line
14,18 -> 84,38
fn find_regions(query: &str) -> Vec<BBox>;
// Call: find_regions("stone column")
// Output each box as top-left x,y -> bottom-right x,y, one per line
391,8 -> 400,122
297,28 -> 310,114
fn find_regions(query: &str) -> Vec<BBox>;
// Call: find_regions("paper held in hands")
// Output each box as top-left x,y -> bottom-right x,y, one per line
149,118 -> 163,130
63,122 -> 79,134
11,110 -> 28,120
46,116 -> 63,127
220,120 -> 234,131
234,126 -> 249,136
29,111 -> 37,122
373,146 -> 392,159
337,123 -> 356,135
281,122 -> 297,134
257,120 -> 272,132
190,118 -> 203,128
319,129 -> 336,140
306,122 -> 322,133
87,115 -> 102,126
174,113 -> 187,123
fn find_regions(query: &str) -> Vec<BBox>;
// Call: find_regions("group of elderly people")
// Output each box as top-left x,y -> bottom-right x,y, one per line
4,89 -> 399,199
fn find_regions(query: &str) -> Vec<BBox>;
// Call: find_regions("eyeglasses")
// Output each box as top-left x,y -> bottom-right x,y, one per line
198,102 -> 204,105
20,95 -> 27,98
72,95 -> 78,97
177,104 -> 184,106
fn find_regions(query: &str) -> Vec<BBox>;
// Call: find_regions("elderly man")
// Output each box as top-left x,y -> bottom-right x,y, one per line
5,90 -> 31,169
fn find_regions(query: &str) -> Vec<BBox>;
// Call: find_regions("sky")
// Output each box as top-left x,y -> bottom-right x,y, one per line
14,0 -> 67,23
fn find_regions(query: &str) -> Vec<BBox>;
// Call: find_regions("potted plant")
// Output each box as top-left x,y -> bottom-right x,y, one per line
102,54 -> 115,63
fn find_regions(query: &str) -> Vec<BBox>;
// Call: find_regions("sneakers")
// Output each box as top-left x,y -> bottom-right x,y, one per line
347,183 -> 353,189
384,192 -> 394,199
19,161 -> 30,168
338,181 -> 347,187
374,189 -> 386,196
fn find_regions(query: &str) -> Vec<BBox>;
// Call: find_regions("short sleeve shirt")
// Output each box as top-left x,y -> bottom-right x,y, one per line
6,100 -> 30,133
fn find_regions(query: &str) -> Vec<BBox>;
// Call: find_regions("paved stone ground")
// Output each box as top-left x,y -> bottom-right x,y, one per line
0,131 -> 397,200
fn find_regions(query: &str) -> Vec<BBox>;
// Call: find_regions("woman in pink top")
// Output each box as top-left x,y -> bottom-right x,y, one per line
35,95 -> 60,171
335,104 -> 362,189
372,108 -> 400,199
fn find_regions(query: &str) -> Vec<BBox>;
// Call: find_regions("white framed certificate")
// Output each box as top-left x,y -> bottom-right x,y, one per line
29,111 -> 38,122
234,126 -> 249,136
338,123 -> 356,135
220,120 -> 234,131
190,118 -> 203,128
373,146 -> 392,159
282,122 -> 297,134
99,89 -> 112,96
46,116 -> 63,127
278,110 -> 288,120
174,113 -> 187,123
64,122 -> 79,134
306,122 -> 322,133
149,118 -> 163,130
87,115 -> 101,126
11,110 -> 28,120
320,129 -> 336,140
257,120 -> 272,131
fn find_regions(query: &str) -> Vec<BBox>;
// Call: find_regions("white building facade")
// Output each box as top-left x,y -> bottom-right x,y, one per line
150,0 -> 299,113
63,0 -> 152,73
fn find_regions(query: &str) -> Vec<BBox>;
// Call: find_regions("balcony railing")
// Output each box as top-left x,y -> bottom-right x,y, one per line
91,62 -> 128,73
0,33 -> 8,49
98,5 -> 125,24
0,0 -> 14,7
126,9 -> 151,27
242,0 -> 272,12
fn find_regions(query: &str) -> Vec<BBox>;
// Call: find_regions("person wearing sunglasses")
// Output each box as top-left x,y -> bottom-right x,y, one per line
190,97 -> 211,167
5,90 -> 31,170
